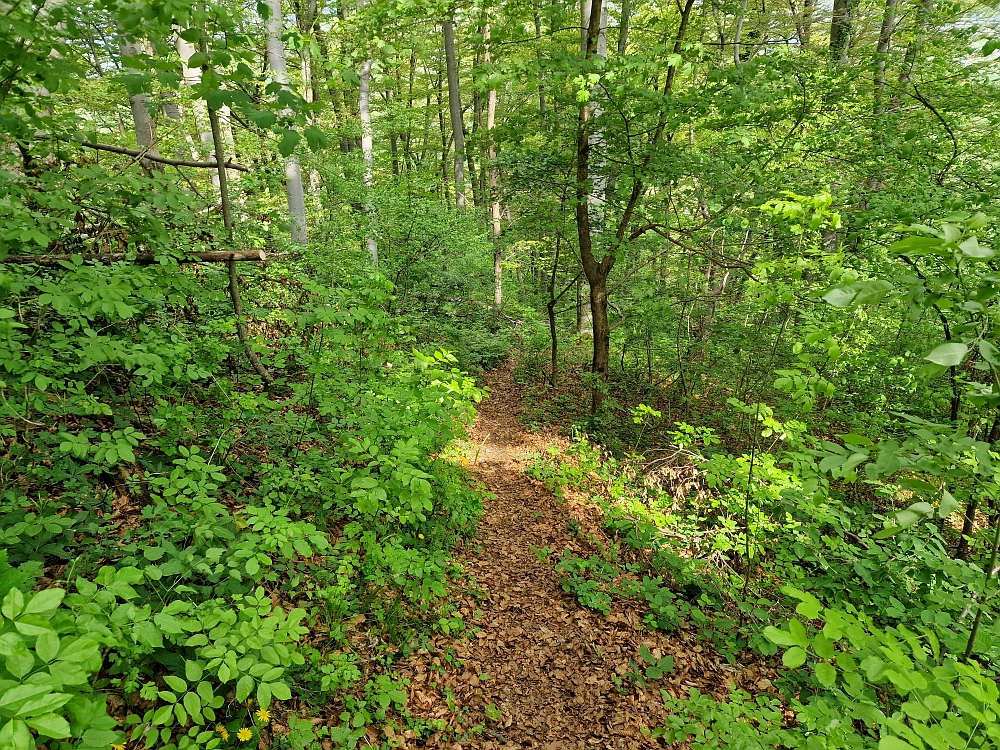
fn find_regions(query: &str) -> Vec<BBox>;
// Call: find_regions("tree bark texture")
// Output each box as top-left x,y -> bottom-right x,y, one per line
443,18 -> 467,208
265,0 -> 308,243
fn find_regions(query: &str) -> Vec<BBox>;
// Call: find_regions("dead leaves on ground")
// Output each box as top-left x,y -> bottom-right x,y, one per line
393,362 -> 777,749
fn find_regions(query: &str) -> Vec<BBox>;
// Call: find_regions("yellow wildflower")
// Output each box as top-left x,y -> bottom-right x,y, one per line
255,708 -> 271,724
418,534 -> 424,539
111,745 -> 125,750
237,728 -> 253,742
215,726 -> 229,741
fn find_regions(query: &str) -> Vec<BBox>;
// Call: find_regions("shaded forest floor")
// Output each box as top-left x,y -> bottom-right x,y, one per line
392,361 -> 773,749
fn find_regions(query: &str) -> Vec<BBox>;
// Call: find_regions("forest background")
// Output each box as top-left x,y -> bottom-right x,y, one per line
3,0 -> 1000,747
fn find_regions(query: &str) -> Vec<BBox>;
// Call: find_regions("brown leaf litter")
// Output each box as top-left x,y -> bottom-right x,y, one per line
393,362 -> 776,748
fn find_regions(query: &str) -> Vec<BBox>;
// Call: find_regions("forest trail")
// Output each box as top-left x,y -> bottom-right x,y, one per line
395,362 -> 762,749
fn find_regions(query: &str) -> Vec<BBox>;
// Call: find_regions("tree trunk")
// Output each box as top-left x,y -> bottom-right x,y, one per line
485,20 -> 502,308
202,42 -> 274,389
617,0 -> 631,54
265,0 -> 308,244
733,0 -> 749,64
175,32 -> 217,179
577,0 -> 607,411
443,17 -> 467,208
577,0 -> 694,412
436,62 -> 450,202
873,0 -> 899,114
957,495 -> 980,561
119,38 -> 162,171
895,0 -> 932,103
830,0 -> 854,63
547,236 -> 562,385
534,1 -> 547,118
789,0 -> 813,49
359,56 -> 379,265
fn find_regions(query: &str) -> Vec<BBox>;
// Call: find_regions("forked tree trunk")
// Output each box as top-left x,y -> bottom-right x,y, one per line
265,0 -> 308,243
576,0 -> 694,412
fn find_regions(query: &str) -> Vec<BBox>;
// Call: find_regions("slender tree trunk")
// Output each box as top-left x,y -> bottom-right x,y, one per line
436,62 -> 450,202
443,16 -> 467,208
120,38 -> 162,171
534,0 -> 547,118
733,0 -> 749,64
577,0 -> 607,412
175,32 -> 217,178
873,0 -> 899,114
789,0 -> 813,49
264,0 -> 308,243
485,20 -> 502,308
548,236 -> 562,385
359,56 -> 379,265
895,0 -> 932,103
202,44 -> 274,389
404,50 -> 416,170
617,0 -> 631,54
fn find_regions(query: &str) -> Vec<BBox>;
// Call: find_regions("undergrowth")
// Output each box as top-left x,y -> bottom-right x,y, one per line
1,265 -> 485,749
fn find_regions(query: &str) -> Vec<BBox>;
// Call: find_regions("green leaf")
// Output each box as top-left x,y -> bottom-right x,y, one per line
788,618 -> 809,647
896,501 -> 933,529
814,662 -> 837,687
277,130 -> 302,157
879,737 -> 920,750
163,675 -> 187,692
939,490 -> 959,518
236,675 -> 254,703
304,126 -> 329,151
639,645 -> 655,665
959,236 -> 995,259
257,680 -> 272,709
35,632 -> 59,663
924,342 -> 967,367
822,287 -> 857,308
763,625 -> 800,648
812,634 -> 835,660
782,647 -> 807,668
901,700 -> 930,721
183,691 -> 202,723
248,109 -> 278,129
25,714 -> 71,738
185,660 -> 204,682
269,682 -> 291,701
2,588 -> 25,619
0,719 -> 33,750
980,340 -> 1000,367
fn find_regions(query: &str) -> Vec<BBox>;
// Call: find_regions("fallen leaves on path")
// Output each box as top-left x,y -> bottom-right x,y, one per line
395,362 -> 775,748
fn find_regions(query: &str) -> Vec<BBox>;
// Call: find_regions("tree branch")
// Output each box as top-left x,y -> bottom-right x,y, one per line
5,250 -> 266,266
72,140 -> 250,172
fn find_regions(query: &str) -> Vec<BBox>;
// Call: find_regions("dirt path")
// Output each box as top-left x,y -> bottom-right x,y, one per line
395,363 -> 755,749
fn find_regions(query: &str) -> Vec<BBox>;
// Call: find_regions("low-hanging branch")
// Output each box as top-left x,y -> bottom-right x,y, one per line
5,250 -> 266,266
76,141 -> 251,172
